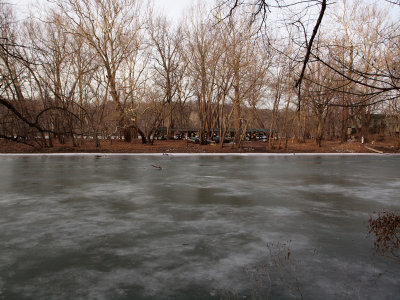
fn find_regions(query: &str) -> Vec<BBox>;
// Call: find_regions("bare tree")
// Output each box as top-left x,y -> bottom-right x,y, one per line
185,4 -> 223,144
313,0 -> 399,142
218,7 -> 267,147
0,1 -> 80,147
55,0 -> 147,142
302,58 -> 340,147
217,0 -> 327,105
148,15 -> 185,139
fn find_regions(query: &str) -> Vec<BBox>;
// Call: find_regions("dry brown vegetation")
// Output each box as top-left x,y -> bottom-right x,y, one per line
369,211 -> 400,260
1,137 -> 398,154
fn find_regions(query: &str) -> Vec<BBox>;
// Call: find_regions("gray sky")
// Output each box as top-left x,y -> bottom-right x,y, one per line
9,0 -> 215,21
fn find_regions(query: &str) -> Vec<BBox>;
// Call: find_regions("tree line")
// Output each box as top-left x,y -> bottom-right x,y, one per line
0,0 -> 399,149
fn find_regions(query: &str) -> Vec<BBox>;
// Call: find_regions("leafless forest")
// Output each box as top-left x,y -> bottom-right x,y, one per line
1,0 -> 399,150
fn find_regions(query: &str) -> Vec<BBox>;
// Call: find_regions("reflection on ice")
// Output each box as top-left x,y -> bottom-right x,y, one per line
0,155 -> 399,299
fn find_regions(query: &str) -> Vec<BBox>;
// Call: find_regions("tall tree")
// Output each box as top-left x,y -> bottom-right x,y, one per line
55,0 -> 147,142
148,15 -> 185,139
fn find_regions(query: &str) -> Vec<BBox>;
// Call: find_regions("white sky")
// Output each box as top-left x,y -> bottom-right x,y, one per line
9,0 -> 400,29
9,0 -> 215,21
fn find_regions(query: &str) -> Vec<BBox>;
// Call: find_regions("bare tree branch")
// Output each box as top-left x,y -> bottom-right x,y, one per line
295,0 -> 326,88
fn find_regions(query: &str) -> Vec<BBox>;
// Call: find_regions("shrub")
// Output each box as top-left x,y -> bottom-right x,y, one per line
368,211 -> 400,259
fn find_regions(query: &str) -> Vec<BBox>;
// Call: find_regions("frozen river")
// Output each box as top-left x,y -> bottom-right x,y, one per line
0,154 -> 399,299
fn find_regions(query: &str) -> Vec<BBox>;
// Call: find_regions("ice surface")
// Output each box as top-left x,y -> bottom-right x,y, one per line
0,155 -> 399,299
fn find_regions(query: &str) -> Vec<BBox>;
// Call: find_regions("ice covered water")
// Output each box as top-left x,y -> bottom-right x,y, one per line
0,154 -> 399,299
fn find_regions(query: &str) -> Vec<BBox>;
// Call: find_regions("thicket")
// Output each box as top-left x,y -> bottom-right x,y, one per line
1,0 -> 399,149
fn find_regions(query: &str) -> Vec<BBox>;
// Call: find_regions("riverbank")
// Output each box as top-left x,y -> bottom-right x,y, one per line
1,138 -> 398,154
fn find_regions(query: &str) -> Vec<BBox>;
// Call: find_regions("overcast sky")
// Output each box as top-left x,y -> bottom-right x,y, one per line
9,0 -> 215,21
